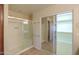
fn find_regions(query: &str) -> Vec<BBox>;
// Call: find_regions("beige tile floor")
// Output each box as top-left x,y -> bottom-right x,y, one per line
42,41 -> 53,52
20,41 -> 53,55
20,47 -> 51,55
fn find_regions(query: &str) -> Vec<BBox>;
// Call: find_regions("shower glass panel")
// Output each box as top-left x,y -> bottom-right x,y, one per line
22,20 -> 33,48
56,12 -> 72,55
7,16 -> 33,54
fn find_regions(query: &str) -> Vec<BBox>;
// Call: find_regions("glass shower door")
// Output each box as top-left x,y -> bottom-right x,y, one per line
22,20 -> 33,49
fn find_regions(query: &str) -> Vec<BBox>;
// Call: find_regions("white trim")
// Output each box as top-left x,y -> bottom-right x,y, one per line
16,46 -> 34,55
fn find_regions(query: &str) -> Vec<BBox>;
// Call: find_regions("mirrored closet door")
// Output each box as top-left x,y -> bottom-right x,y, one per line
41,11 -> 72,55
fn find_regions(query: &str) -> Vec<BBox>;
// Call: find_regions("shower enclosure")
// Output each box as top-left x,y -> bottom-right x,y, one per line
7,16 -> 33,54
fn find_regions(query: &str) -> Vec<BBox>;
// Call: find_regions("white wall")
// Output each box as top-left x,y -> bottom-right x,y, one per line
4,4 -> 8,55
32,5 -> 79,54
42,18 -> 48,43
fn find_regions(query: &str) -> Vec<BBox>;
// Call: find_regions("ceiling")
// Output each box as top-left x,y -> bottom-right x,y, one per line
9,4 -> 52,15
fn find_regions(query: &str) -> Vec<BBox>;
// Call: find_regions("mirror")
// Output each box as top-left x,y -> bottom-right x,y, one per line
56,12 -> 72,55
41,16 -> 55,54
41,11 -> 72,55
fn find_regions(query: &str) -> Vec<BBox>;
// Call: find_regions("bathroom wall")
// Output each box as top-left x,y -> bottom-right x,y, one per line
42,18 -> 48,43
4,4 -> 8,54
4,5 -> 33,54
32,5 -> 79,54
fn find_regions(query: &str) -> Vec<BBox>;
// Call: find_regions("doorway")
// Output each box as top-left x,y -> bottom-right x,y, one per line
41,17 -> 53,54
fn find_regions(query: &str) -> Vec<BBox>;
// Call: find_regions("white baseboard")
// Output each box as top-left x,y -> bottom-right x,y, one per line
16,45 -> 34,55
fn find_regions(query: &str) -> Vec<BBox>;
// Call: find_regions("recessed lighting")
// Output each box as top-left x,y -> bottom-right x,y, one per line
23,20 -> 29,24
